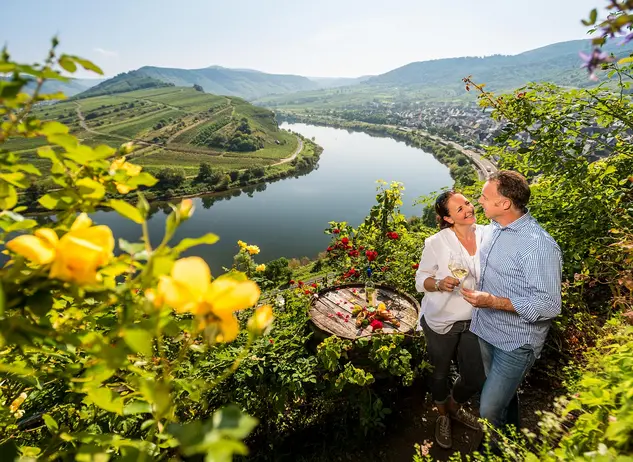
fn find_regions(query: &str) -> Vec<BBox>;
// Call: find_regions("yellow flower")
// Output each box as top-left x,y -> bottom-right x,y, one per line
179,199 -> 194,219
248,305 -> 273,334
155,257 -> 260,342
9,392 -> 27,414
6,214 -> 114,285
255,264 -> 266,272
6,228 -> 58,265
246,245 -> 260,255
237,240 -> 247,249
110,156 -> 142,194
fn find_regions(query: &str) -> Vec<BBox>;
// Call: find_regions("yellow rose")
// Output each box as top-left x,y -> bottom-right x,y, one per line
49,214 -> 115,285
248,305 -> 273,334
246,245 -> 260,255
154,257 -> 260,342
110,156 -> 142,194
179,199 -> 194,219
6,214 -> 114,285
255,264 -> 266,272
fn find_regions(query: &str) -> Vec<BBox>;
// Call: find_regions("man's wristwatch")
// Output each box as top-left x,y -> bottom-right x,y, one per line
434,279 -> 441,292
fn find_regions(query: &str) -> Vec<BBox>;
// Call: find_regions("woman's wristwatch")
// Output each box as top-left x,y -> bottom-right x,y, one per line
434,279 -> 442,292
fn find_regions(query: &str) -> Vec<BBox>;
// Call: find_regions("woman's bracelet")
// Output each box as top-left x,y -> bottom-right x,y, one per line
434,278 -> 442,292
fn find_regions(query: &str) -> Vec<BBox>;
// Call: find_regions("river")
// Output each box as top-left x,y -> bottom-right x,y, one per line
89,123 -> 454,274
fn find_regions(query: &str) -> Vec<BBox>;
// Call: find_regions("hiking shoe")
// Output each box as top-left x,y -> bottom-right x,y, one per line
451,407 -> 482,431
435,415 -> 452,449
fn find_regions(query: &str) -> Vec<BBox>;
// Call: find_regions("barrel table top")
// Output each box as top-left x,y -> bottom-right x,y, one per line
308,283 -> 419,339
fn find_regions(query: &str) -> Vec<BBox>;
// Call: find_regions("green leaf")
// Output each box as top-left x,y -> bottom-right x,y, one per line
123,401 -> 152,416
108,199 -> 144,224
173,233 -> 220,253
618,56 -> 633,65
0,281 -> 4,317
47,133 -> 78,151
119,239 -> 145,255
58,56 -> 77,73
37,146 -> 59,161
14,163 -> 42,176
39,194 -> 60,210
43,413 -> 59,433
151,255 -> 174,278
71,56 -> 104,75
127,172 -> 158,188
123,329 -> 153,357
40,121 -> 70,136
0,172 -> 27,188
77,178 -> 106,200
0,183 -> 17,209
85,387 -> 124,415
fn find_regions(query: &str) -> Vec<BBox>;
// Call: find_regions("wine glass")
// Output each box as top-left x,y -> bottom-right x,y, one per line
447,252 -> 469,287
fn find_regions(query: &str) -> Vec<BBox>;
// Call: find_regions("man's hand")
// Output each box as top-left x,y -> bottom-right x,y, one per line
461,288 -> 494,308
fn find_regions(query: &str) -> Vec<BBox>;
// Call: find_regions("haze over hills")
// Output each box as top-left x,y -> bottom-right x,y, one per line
63,38 -> 633,105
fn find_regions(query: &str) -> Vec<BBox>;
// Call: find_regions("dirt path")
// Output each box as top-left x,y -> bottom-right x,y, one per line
271,137 -> 303,166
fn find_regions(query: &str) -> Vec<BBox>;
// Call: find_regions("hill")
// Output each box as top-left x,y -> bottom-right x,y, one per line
365,39 -> 633,89
74,71 -> 175,98
255,39 -> 633,108
129,66 -> 319,100
5,86 -> 303,180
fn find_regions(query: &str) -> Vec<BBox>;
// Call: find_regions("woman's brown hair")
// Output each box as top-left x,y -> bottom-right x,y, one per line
434,190 -> 457,230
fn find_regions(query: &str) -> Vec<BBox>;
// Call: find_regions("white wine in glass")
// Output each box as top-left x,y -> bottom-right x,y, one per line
448,253 -> 469,282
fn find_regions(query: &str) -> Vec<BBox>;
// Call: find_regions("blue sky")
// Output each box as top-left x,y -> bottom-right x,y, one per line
2,0 -> 603,78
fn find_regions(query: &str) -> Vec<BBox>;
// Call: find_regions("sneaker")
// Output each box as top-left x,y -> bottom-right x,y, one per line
451,407 -> 482,431
435,415 -> 452,449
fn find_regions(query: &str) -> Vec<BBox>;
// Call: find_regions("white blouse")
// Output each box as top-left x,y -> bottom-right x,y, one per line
414,225 -> 485,335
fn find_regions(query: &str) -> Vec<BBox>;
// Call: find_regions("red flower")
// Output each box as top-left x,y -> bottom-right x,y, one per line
298,281 -> 304,286
348,249 -> 359,257
412,263 -> 419,269
386,231 -> 399,240
366,250 -> 378,261
290,280 -> 295,284
381,266 -> 388,272
304,290 -> 311,295
333,229 -> 340,234
359,246 -> 365,250
326,246 -> 333,252
311,283 -> 317,288
516,92 -> 526,99
269,339 -> 275,344
341,237 -> 350,245
370,319 -> 384,331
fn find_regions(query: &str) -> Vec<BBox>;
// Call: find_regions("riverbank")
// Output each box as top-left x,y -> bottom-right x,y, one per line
277,113 -> 482,187
20,134 -> 323,214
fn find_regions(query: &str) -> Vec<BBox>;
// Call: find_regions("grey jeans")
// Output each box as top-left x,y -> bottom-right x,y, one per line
421,316 -> 486,404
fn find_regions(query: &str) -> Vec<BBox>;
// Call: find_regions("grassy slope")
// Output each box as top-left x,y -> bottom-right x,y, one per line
9,87 -> 300,182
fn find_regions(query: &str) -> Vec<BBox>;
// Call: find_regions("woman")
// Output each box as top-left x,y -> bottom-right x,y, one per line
414,190 -> 486,449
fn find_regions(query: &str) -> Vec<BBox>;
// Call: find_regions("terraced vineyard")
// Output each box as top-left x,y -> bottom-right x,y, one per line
9,87 -> 300,180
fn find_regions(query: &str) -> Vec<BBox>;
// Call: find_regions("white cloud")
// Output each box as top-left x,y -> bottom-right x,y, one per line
93,47 -> 118,58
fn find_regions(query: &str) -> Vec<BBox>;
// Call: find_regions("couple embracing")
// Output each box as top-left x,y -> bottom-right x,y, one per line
414,170 -> 562,449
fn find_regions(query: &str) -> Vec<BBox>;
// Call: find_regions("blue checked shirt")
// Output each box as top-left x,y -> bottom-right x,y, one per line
470,212 -> 562,357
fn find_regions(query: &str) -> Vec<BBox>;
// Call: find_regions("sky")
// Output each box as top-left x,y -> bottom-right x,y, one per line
1,0 -> 604,79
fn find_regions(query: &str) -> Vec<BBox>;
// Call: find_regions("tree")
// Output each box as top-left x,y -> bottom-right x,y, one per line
196,162 -> 214,183
263,257 -> 292,285
156,168 -> 186,188
193,83 -> 204,92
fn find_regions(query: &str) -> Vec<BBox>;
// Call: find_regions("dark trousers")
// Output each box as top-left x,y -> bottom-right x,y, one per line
421,316 -> 486,405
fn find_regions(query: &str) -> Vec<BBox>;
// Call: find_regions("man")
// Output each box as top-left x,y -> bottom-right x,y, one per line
462,170 -> 562,430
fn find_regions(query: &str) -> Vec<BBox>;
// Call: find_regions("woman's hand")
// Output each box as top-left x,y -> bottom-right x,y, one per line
439,276 -> 460,292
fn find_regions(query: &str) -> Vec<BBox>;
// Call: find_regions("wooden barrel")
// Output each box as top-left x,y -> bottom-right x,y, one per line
308,283 -> 419,340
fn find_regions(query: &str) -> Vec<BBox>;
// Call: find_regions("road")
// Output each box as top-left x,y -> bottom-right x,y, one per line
413,128 -> 497,180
